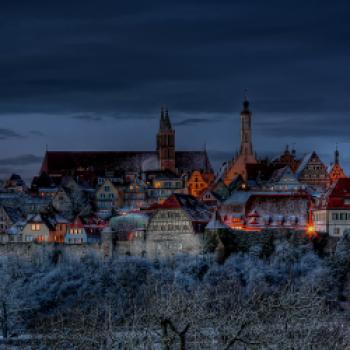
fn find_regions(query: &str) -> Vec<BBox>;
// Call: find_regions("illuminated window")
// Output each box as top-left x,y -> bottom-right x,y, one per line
31,224 -> 40,231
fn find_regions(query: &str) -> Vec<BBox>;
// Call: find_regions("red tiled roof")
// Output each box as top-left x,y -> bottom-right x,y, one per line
326,178 -> 350,209
160,193 -> 211,222
41,150 -> 212,175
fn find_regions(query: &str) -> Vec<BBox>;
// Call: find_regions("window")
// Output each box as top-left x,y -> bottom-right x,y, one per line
31,224 -> 40,231
104,186 -> 110,192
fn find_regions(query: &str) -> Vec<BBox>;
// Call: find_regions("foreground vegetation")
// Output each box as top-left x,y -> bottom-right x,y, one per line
1,233 -> 350,349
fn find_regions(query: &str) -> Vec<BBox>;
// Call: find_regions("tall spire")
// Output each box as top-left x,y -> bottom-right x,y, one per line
242,89 -> 250,113
159,106 -> 165,130
159,106 -> 172,131
335,144 -> 339,165
164,107 -> 172,130
239,94 -> 254,157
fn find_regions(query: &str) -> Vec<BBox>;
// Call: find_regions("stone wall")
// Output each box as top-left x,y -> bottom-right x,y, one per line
0,229 -> 338,262
0,242 -> 102,262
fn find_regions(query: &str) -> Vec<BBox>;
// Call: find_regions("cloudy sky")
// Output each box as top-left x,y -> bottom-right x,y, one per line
0,0 -> 350,181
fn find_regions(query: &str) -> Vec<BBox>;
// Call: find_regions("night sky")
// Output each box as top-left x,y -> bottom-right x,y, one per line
0,1 -> 350,181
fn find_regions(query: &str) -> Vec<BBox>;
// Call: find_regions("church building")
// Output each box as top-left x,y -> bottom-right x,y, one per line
40,108 -> 213,184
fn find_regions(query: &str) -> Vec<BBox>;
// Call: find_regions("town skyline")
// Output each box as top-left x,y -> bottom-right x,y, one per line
0,98 -> 347,182
0,0 -> 349,181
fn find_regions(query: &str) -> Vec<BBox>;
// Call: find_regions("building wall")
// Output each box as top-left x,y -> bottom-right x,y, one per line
146,208 -> 203,257
314,209 -> 350,237
52,190 -> 73,213
49,223 -> 68,243
95,179 -> 122,210
21,223 -> 50,242
188,171 -> 209,197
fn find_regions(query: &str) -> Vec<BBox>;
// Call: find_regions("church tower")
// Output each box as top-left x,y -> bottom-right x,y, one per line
224,97 -> 257,185
240,97 -> 254,157
156,107 -> 176,173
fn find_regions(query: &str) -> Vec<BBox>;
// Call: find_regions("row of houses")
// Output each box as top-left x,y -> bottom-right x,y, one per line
0,102 -> 349,257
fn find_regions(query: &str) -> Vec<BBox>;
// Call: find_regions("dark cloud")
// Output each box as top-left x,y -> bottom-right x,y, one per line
174,118 -> 216,127
0,1 -> 348,177
0,154 -> 42,166
72,114 -> 103,122
0,0 -> 348,115
0,129 -> 23,140
255,113 -> 350,139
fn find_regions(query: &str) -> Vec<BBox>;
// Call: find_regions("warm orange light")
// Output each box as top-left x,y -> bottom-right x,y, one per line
306,224 -> 317,238
307,225 -> 315,233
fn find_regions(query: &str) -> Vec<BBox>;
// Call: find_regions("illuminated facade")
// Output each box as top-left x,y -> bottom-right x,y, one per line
188,170 -> 214,198
313,178 -> 350,236
329,146 -> 346,185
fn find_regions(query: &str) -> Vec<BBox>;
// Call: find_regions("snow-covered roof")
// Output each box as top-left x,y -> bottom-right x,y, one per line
206,211 -> 228,230
224,191 -> 252,205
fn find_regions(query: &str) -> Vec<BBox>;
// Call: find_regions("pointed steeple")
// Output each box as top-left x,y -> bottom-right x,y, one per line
284,144 -> 290,155
335,144 -> 340,165
242,93 -> 250,113
164,108 -> 172,130
159,106 -> 172,131
156,106 -> 176,172
159,106 -> 166,130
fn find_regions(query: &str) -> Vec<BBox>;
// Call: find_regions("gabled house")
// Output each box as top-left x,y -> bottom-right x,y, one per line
146,193 -> 211,257
296,151 -> 329,188
52,188 -> 73,215
20,214 -> 50,243
264,166 -> 305,191
187,170 -> 214,198
64,216 -> 87,244
95,179 -> 122,217
313,178 -> 350,236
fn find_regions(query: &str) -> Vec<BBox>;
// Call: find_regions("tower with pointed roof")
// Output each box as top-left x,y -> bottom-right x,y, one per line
329,145 -> 346,185
224,97 -> 257,185
156,107 -> 176,172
